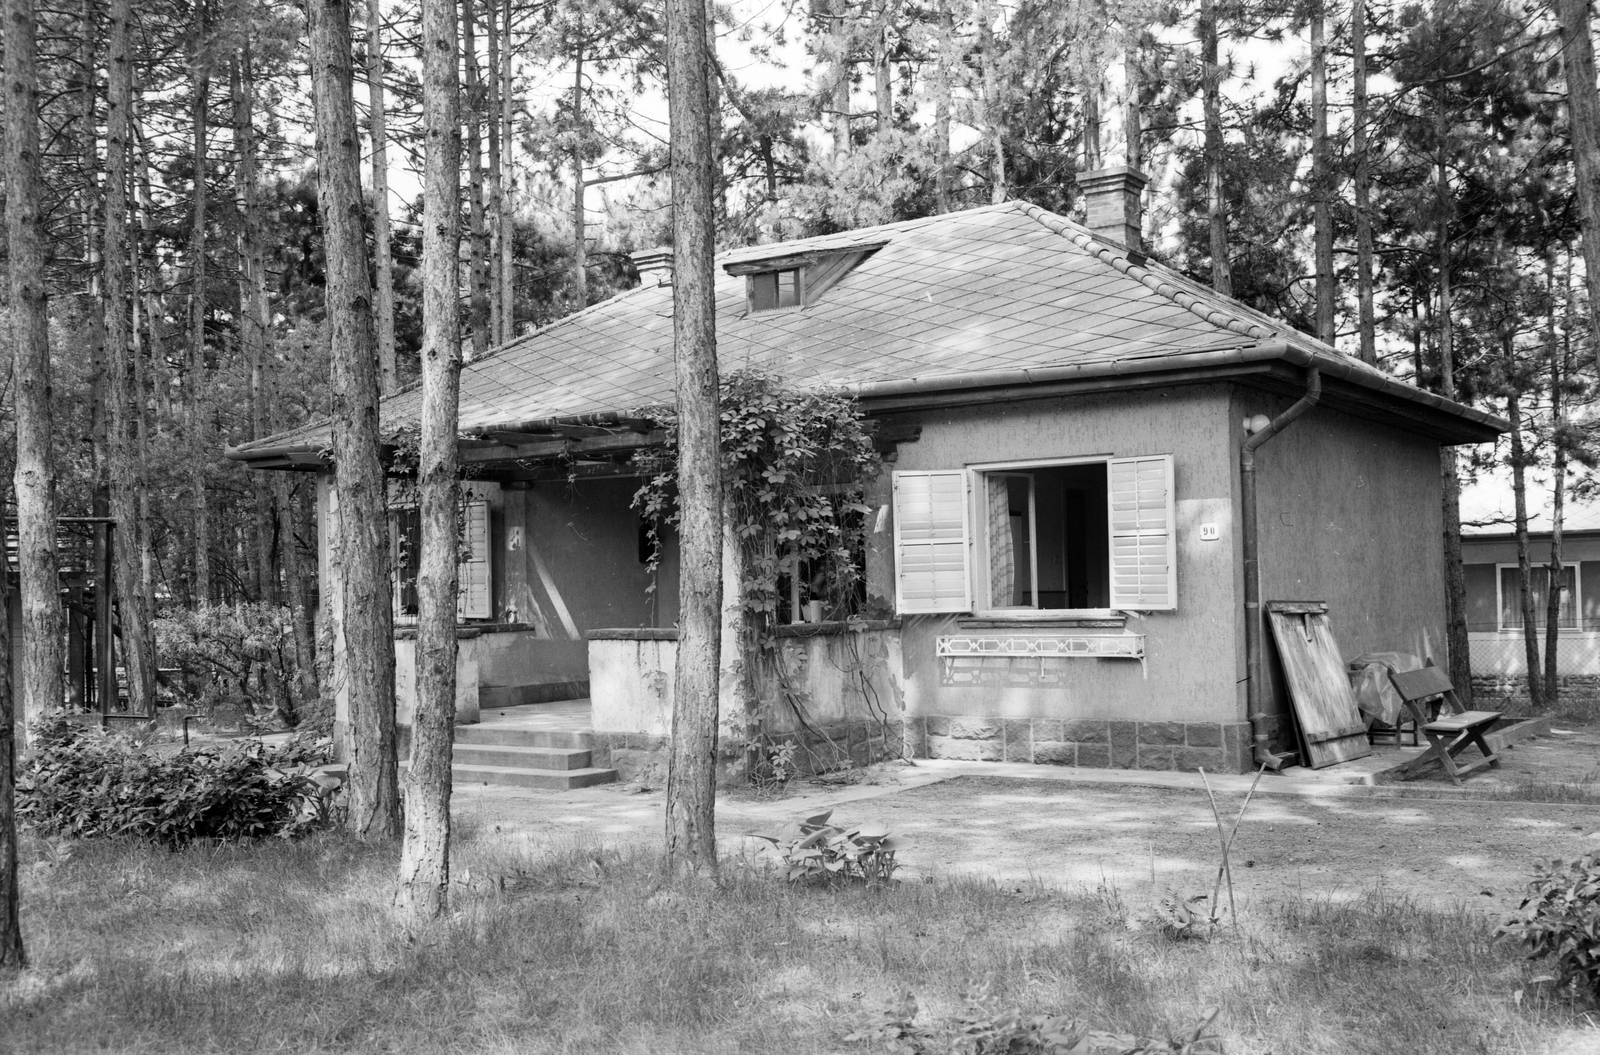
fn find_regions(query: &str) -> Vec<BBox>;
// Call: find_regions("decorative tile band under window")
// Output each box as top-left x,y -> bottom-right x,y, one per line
936,635 -> 1145,659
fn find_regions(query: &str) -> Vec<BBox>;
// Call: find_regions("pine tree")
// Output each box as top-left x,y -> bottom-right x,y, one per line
396,0 -> 463,919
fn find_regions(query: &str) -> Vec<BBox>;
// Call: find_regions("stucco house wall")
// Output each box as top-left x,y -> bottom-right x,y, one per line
1239,393 -> 1451,752
866,384 -> 1251,771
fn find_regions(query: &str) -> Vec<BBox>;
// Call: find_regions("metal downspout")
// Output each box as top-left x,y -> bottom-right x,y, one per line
1241,367 -> 1321,770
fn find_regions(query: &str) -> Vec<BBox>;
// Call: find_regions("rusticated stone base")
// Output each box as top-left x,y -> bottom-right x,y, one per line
591,718 -> 906,786
911,716 -> 1253,774
1472,674 -> 1600,719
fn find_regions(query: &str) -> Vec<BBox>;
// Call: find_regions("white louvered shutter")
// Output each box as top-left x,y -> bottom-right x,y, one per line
1108,455 -> 1176,610
892,470 -> 971,614
457,498 -> 492,619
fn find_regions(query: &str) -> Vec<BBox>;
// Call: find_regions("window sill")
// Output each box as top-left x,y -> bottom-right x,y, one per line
959,611 -> 1127,630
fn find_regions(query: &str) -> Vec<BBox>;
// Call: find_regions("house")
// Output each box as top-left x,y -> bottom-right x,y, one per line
1460,471 -> 1600,709
229,166 -> 1504,777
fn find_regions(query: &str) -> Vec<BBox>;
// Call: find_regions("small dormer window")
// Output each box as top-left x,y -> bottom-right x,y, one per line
723,239 -> 887,315
750,268 -> 803,312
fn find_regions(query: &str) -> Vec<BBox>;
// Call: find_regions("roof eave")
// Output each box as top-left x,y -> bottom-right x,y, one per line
227,339 -> 1505,470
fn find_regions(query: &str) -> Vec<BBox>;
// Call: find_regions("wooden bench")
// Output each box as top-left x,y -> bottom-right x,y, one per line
1386,666 -> 1502,785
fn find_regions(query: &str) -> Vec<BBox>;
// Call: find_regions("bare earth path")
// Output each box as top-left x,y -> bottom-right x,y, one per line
454,725 -> 1600,917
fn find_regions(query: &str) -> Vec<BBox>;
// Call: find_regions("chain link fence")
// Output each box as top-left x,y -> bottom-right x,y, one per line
1469,633 -> 1600,676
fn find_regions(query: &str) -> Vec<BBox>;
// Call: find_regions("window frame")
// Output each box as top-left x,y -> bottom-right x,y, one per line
967,453 -> 1175,618
746,267 -> 806,314
1494,561 -> 1581,632
388,487 -> 494,624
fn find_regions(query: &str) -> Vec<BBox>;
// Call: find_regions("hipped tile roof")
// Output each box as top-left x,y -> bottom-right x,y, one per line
231,200 -> 1502,462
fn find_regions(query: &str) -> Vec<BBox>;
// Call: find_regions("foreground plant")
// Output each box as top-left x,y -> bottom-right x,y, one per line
16,718 -> 342,847
756,809 -> 903,885
845,982 -> 1224,1054
1498,852 -> 1600,1003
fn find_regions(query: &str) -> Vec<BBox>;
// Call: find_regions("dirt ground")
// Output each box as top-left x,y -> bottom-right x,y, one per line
454,721 -> 1600,916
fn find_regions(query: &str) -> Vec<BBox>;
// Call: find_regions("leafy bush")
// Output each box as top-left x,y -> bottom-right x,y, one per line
16,718 -> 343,847
756,809 -> 903,885
154,602 -> 315,729
1498,853 -> 1600,1002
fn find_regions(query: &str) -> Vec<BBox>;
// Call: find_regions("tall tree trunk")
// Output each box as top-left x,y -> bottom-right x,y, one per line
397,0 -> 462,920
309,0 -> 402,838
873,6 -> 891,134
665,0 -> 722,877
6,0 -> 66,742
979,0 -> 1004,202
1124,35 -> 1142,172
0,470 -> 22,969
1310,0 -> 1334,346
82,0 -> 109,531
1543,257 -> 1569,705
1351,0 -> 1375,364
570,41 -> 588,309
81,0 -> 111,713
1435,138 -> 1471,703
132,115 -> 159,651
234,49 -> 275,602
463,0 -> 490,354
188,11 -> 212,605
485,0 -> 502,344
931,0 -> 952,212
1505,356 -> 1543,708
367,0 -> 397,393
104,0 -> 154,715
1082,74 -> 1101,169
498,0 -> 514,343
1556,0 -> 1600,378
1201,0 -> 1230,294
829,0 -> 851,158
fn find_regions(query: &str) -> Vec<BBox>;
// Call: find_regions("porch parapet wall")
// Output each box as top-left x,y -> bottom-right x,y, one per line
588,622 -> 907,783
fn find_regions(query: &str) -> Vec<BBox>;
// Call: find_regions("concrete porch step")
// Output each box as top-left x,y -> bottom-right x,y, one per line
451,763 -> 617,791
451,743 -> 593,771
454,725 -> 592,751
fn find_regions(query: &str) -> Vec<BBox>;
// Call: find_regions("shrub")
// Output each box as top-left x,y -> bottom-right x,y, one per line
756,809 -> 903,885
16,718 -> 343,847
1498,852 -> 1600,1002
154,602 -> 315,729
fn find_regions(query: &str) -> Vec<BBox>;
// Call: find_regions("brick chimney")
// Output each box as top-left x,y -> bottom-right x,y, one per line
631,246 -> 673,287
1077,165 -> 1149,256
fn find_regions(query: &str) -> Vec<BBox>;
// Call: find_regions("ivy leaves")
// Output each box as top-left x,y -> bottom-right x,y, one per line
631,371 -> 881,631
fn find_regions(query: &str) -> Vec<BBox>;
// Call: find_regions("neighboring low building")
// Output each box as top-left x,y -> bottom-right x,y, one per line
230,169 -> 1503,776
1460,472 -> 1600,710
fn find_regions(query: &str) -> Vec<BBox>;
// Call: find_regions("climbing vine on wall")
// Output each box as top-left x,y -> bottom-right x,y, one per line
631,372 -> 893,779
631,371 -> 882,631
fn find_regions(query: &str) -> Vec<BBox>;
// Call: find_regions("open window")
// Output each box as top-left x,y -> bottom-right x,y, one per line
892,455 -> 1175,616
1497,563 -> 1578,631
391,487 -> 494,623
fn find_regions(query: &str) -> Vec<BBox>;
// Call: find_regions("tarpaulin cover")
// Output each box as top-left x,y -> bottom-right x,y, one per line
1346,651 -> 1426,727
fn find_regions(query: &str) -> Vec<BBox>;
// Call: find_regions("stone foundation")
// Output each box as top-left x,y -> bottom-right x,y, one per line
1471,674 -> 1600,719
592,718 -> 907,786
914,716 -> 1253,773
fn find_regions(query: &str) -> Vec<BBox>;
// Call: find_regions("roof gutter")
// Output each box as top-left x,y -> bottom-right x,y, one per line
228,338 -> 1505,466
1240,366 -> 1321,772
842,339 -> 1503,435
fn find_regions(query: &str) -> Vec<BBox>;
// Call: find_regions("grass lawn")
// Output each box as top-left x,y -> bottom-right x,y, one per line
2,820 -> 1596,1054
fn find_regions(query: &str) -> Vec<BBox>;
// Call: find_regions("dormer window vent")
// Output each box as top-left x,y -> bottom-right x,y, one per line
722,239 -> 888,317
750,267 -> 803,312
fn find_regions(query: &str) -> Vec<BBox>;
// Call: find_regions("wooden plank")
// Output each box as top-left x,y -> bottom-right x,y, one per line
1265,600 -> 1328,615
1266,604 -> 1373,769
1389,666 -> 1454,699
1304,722 -> 1369,744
